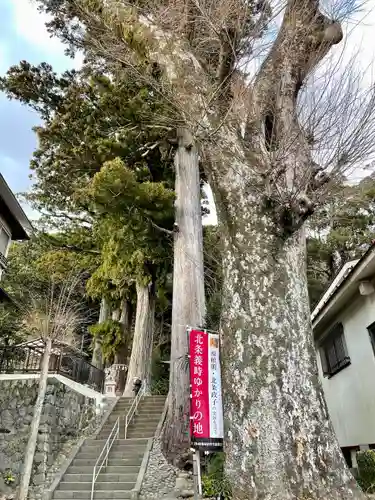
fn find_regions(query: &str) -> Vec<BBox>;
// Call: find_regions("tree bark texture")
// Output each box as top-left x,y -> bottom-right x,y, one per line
123,283 -> 155,396
209,156 -> 361,499
92,296 -> 109,370
18,338 -> 52,500
112,308 -> 120,321
52,0 -> 363,496
162,129 -> 206,466
114,299 -> 133,393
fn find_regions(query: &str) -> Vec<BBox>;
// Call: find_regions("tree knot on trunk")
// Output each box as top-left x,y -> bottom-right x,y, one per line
302,162 -> 331,194
264,194 -> 316,237
323,21 -> 343,45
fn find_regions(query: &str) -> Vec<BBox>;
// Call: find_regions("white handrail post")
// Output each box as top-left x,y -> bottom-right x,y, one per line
124,379 -> 145,440
91,415 -> 120,500
91,466 -> 96,500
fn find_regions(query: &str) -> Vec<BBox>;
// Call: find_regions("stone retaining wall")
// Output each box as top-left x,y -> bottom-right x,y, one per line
140,439 -> 178,500
0,378 -> 100,497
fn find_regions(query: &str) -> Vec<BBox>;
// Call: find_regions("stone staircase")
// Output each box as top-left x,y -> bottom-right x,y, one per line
53,396 -> 166,500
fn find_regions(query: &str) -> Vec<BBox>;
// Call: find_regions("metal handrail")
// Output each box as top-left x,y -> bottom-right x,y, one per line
91,417 -> 119,500
0,345 -> 105,393
124,382 -> 146,439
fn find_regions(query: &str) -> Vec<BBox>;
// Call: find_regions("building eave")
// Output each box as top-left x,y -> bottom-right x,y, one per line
0,174 -> 33,239
0,287 -> 13,303
312,243 -> 375,335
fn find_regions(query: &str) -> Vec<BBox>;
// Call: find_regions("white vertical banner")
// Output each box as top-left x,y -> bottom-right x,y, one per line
208,333 -> 224,440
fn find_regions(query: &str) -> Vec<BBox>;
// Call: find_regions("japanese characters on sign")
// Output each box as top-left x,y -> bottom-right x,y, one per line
208,335 -> 223,440
189,329 -> 223,452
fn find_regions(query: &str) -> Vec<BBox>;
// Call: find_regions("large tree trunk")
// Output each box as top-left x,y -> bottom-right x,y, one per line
112,308 -> 120,321
114,299 -> 133,393
18,338 -> 52,500
211,164 -> 361,499
162,128 -> 206,466
123,283 -> 155,396
92,297 -> 109,370
32,0 -> 363,496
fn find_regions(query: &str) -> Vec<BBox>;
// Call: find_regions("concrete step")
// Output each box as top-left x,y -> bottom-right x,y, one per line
99,425 -> 156,433
116,397 -> 165,403
76,450 -> 144,460
108,443 -> 147,452
54,491 -> 132,499
52,397 -> 166,500
81,440 -> 148,449
62,473 -> 138,483
124,432 -> 155,439
107,413 -> 161,421
85,438 -> 149,446
99,425 -> 157,440
105,417 -> 160,424
72,458 -> 142,467
88,441 -> 148,450
111,407 -> 164,415
67,465 -> 140,475
128,421 -> 160,428
106,413 -> 161,421
107,414 -> 161,421
59,482 -> 134,491
99,425 -> 158,436
101,421 -> 159,431
116,398 -> 165,406
99,433 -> 154,440
132,414 -> 161,420
107,451 -> 145,459
118,396 -> 165,401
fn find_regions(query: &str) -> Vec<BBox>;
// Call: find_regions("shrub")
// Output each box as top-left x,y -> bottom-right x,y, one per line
89,319 -> 123,362
357,449 -> 375,492
150,377 -> 169,395
202,453 -> 232,499
150,346 -> 169,395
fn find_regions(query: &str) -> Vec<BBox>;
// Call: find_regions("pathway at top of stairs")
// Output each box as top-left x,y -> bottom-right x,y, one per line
53,395 -> 166,500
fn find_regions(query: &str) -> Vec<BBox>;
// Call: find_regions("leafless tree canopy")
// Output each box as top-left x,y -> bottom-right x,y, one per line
22,275 -> 89,345
42,0 -> 375,233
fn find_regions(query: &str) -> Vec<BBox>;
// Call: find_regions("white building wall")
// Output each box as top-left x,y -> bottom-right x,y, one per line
317,292 -> 375,447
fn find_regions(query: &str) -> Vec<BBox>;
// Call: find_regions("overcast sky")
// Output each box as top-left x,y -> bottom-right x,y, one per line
1,0 -> 375,220
0,0 -> 80,217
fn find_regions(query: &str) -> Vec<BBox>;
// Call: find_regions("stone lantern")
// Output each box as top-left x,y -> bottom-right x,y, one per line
104,364 -> 127,396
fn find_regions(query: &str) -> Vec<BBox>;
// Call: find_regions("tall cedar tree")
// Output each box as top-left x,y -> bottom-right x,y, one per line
1,65 -> 176,379
308,174 -> 375,306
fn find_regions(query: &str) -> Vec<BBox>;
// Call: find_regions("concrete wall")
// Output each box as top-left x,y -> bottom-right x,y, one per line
317,292 -> 375,447
0,378 -> 99,496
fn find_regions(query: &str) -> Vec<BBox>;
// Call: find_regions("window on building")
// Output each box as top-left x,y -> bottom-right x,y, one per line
341,446 -> 360,469
320,323 -> 350,377
0,226 -> 10,257
367,322 -> 375,357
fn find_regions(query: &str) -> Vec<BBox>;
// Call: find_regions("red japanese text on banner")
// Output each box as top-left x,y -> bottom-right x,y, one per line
189,329 -> 210,439
189,329 -> 223,452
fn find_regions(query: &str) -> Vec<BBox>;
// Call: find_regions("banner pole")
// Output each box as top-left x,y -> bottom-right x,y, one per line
197,450 -> 202,496
193,450 -> 199,500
